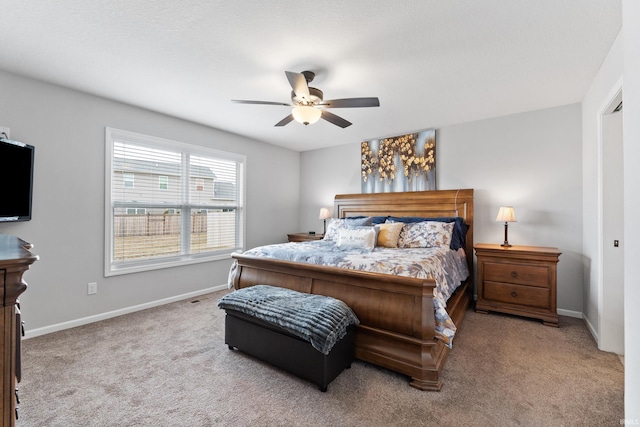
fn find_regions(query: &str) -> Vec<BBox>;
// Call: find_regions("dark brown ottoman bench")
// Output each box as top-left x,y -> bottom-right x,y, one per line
218,285 -> 358,392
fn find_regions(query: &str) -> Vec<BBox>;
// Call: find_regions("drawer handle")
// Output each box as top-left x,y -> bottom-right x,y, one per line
511,271 -> 518,278
511,291 -> 518,298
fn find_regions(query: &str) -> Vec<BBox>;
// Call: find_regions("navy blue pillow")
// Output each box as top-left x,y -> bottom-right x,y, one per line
371,216 -> 388,225
386,216 -> 469,250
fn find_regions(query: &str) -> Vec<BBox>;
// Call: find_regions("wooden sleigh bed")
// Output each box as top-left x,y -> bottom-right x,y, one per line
230,189 -> 474,391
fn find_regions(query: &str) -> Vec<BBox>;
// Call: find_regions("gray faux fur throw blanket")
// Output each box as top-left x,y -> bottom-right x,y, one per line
217,285 -> 359,355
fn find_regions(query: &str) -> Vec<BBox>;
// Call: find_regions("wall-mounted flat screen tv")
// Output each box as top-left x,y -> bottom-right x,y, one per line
0,138 -> 35,222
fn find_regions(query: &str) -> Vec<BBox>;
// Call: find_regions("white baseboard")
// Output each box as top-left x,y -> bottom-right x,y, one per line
582,314 -> 598,342
24,286 -> 591,340
557,308 -> 583,319
24,284 -> 228,339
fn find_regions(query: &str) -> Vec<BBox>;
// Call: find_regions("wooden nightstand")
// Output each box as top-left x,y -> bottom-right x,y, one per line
287,233 -> 324,242
474,243 -> 561,327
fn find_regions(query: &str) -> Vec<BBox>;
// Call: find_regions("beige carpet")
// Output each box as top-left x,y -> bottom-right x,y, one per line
18,290 -> 624,426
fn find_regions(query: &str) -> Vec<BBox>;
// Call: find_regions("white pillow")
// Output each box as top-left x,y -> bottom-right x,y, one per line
336,227 -> 377,250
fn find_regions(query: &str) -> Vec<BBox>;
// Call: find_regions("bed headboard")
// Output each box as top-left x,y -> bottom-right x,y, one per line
334,189 -> 474,282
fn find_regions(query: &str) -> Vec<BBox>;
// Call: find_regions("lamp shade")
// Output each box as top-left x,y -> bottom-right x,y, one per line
292,106 -> 322,125
319,207 -> 331,220
496,206 -> 516,222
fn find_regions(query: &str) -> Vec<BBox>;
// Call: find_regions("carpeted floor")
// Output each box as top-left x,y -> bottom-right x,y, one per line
18,290 -> 624,426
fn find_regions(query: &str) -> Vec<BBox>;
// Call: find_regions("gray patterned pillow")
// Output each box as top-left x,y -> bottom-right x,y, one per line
345,216 -> 373,227
323,218 -> 345,241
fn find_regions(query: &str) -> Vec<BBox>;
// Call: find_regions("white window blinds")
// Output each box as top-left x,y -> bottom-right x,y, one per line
105,127 -> 245,276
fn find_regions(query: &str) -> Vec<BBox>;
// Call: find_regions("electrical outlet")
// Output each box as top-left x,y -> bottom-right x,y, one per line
0,127 -> 9,138
88,282 -> 97,295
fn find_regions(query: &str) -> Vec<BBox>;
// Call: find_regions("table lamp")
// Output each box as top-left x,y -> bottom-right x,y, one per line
319,207 -> 331,235
496,206 -> 516,247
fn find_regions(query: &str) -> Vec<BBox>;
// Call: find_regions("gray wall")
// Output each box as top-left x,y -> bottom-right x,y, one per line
300,104 -> 583,314
0,70 -> 300,334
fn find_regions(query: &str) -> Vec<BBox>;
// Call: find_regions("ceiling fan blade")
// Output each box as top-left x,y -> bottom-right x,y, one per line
285,71 -> 310,100
321,110 -> 352,128
274,114 -> 294,127
319,97 -> 380,108
231,100 -> 291,106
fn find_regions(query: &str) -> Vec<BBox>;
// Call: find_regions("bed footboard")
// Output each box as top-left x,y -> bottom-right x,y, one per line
231,253 -> 470,391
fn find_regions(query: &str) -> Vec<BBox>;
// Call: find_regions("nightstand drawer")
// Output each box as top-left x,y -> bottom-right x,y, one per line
483,281 -> 549,309
484,262 -> 550,288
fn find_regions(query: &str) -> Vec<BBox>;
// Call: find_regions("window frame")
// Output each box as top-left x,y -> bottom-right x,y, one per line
105,127 -> 246,277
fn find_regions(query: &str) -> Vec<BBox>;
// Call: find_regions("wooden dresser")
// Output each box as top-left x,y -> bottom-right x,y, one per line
1,235 -> 37,426
474,243 -> 560,327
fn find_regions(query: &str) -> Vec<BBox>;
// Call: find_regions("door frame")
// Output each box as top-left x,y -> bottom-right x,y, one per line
598,84 -> 624,354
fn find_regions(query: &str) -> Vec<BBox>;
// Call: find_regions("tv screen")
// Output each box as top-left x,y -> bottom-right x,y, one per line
0,138 -> 35,222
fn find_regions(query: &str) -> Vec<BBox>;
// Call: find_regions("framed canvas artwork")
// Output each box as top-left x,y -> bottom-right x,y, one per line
361,128 -> 436,193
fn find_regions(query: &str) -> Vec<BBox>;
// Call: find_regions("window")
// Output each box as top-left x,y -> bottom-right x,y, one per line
158,175 -> 169,190
105,127 -> 245,276
126,208 -> 147,215
123,173 -> 134,188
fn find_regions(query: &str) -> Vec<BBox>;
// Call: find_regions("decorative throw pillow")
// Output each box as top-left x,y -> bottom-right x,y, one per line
323,218 -> 345,241
336,227 -> 377,250
397,221 -> 455,248
375,223 -> 404,248
386,216 -> 468,250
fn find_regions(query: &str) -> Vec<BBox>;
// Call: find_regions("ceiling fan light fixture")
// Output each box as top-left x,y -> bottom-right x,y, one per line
292,105 -> 322,126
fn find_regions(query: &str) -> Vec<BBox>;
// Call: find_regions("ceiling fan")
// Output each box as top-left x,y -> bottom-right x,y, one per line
232,70 -> 380,128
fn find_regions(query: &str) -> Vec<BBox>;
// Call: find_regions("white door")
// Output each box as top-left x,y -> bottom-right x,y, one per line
602,102 -> 624,355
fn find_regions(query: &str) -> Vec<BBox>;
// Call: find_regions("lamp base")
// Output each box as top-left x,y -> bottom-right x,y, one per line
501,223 -> 512,248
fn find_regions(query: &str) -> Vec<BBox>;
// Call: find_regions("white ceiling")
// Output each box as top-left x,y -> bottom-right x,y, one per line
1,1 -> 621,152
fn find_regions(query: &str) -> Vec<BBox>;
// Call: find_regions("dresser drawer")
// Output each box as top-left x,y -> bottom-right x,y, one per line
483,281 -> 550,309
483,262 -> 550,288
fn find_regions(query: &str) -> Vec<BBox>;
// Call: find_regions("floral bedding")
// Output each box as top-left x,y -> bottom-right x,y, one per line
228,240 -> 469,347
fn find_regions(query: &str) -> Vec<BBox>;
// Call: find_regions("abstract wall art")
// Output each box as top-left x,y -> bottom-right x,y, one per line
361,128 -> 436,193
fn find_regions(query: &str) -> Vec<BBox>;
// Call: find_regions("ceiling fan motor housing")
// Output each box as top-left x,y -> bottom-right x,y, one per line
291,87 -> 323,106
301,70 -> 315,83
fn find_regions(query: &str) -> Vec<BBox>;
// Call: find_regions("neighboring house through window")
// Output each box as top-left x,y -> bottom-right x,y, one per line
105,127 -> 246,276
